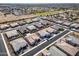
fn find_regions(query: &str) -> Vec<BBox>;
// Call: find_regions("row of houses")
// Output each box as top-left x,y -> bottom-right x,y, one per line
4,25 -> 63,55
0,16 -> 53,31
0,17 -> 39,30
5,26 -> 59,41
44,15 -> 79,30
5,23 -> 62,40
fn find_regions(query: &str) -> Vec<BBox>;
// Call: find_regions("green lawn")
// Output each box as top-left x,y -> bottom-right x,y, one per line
35,10 -> 65,16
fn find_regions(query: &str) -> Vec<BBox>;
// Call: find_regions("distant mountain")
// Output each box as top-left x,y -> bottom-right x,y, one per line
0,3 -> 79,8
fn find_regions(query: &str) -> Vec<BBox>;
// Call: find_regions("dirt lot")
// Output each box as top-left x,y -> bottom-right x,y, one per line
0,14 -> 37,24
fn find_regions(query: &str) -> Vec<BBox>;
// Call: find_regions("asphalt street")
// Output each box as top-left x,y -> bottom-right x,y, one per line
0,34 -> 7,56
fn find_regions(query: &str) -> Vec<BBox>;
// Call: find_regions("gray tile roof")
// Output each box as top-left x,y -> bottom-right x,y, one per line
10,38 -> 28,52
10,22 -> 19,27
45,27 -> 55,33
32,18 -> 39,22
48,46 -> 67,56
30,33 -> 40,41
33,22 -> 43,28
25,35 -> 35,45
55,41 -> 79,56
0,24 -> 10,30
37,29 -> 50,37
17,21 -> 26,25
66,35 -> 79,46
26,25 -> 37,31
5,30 -> 19,39
63,21 -> 72,26
70,23 -> 79,28
18,27 -> 29,34
25,19 -> 32,23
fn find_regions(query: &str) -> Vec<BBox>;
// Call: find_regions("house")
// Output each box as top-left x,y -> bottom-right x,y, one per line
33,22 -> 43,28
39,20 -> 50,26
63,21 -> 72,26
55,20 -> 63,24
32,18 -> 39,22
17,27 -> 29,35
41,49 -> 51,56
24,19 -> 33,24
30,33 -> 40,42
45,27 -> 55,34
5,30 -> 19,40
10,22 -> 19,28
41,16 -> 47,20
51,30 -> 60,34
0,24 -> 10,30
37,29 -> 51,39
17,21 -> 26,25
46,16 -> 53,21
66,35 -> 79,46
48,46 -> 67,56
51,25 -> 62,30
10,38 -> 28,54
55,41 -> 79,56
26,25 -> 37,32
70,23 -> 79,29
24,35 -> 36,46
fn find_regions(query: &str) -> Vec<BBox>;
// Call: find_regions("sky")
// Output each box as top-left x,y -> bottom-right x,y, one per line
0,0 -> 79,3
